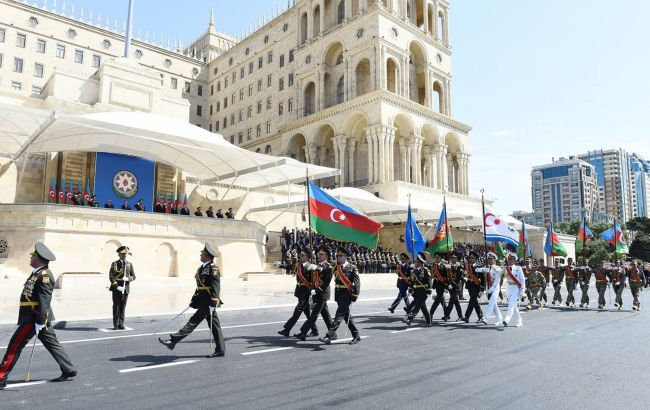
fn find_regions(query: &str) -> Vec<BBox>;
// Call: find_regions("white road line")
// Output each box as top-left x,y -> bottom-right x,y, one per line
119,360 -> 199,374
241,347 -> 294,356
331,335 -> 369,344
390,327 -> 424,334
98,327 -> 134,333
5,380 -> 49,389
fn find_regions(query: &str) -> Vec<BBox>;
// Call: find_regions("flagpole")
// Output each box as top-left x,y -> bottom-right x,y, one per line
581,214 -> 587,267
613,218 -> 617,263
408,193 -> 415,260
481,188 -> 488,264
443,189 -> 450,261
305,168 -> 313,261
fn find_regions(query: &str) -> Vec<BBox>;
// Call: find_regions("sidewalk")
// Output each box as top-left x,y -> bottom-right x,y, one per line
0,274 -> 398,324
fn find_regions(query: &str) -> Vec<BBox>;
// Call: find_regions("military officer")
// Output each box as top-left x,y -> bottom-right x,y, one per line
611,260 -> 626,310
577,264 -> 592,308
627,260 -> 645,310
108,246 -> 136,330
503,253 -> 525,327
593,260 -> 610,309
278,250 -> 319,337
564,257 -> 578,307
159,243 -> 226,358
0,243 -> 77,389
405,252 -> 432,326
478,252 -> 504,326
550,259 -> 564,306
463,251 -> 485,323
428,253 -> 448,320
294,246 -> 333,341
388,253 -> 412,313
442,253 -> 464,322
320,247 -> 361,345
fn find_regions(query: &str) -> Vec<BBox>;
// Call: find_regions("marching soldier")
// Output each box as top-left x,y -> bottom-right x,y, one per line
428,253 -> 448,320
627,260 -> 645,311
526,262 -> 546,310
522,258 -> 533,305
159,243 -> 226,358
503,253 -> 525,327
611,260 -> 626,310
564,257 -> 578,307
577,263 -> 592,308
593,260 -> 610,309
479,252 -> 504,326
550,259 -> 564,306
538,258 -> 550,304
295,246 -> 333,341
108,246 -> 136,330
388,253 -> 412,314
463,251 -> 485,323
405,252 -> 432,326
0,243 -> 77,389
442,253 -> 464,322
278,250 -> 319,337
320,247 -> 361,345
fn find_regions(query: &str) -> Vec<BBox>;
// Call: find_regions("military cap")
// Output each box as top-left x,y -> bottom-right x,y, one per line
317,245 -> 331,257
337,246 -> 352,256
116,245 -> 131,255
469,251 -> 479,259
487,251 -> 497,260
202,242 -> 218,258
434,252 -> 445,258
31,242 -> 56,262
399,252 -> 409,259
416,252 -> 427,263
506,251 -> 517,259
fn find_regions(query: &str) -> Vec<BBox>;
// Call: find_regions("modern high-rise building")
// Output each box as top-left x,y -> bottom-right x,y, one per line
578,149 -> 633,223
530,156 -> 599,226
630,153 -> 650,218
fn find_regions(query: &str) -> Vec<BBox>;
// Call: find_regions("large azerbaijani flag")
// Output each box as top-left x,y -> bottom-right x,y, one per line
426,206 -> 454,256
544,223 -> 568,257
600,223 -> 629,255
575,216 -> 594,256
308,181 -> 382,249
516,221 -> 532,259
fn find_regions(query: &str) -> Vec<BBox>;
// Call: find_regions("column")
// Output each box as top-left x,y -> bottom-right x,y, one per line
410,134 -> 423,185
403,56 -> 410,100
435,143 -> 447,189
347,137 -> 356,186
316,70 -> 323,112
445,78 -> 452,116
424,69 -> 432,109
398,140 -> 407,182
401,0 -> 408,19
366,132 -> 375,184
386,129 -> 396,181
345,0 -> 352,21
319,0 -> 325,35
317,146 -> 328,166
422,0 -> 429,33
447,152 -> 455,192
306,144 -> 319,164
307,9 -> 313,42
334,135 -> 349,186
457,152 -> 470,195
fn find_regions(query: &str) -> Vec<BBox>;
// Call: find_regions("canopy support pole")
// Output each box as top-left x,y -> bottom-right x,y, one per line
15,111 -> 59,193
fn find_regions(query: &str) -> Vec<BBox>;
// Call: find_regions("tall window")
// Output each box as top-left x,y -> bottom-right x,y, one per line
34,62 -> 44,78
257,79 -> 263,92
74,49 -> 84,64
267,75 -> 272,87
240,89 -> 244,100
196,105 -> 202,116
288,98 -> 294,112
256,124 -> 262,137
336,77 -> 345,104
211,85 -> 214,96
92,54 -> 101,68
13,58 -> 24,73
279,78 -> 284,91
16,33 -> 26,48
257,101 -> 262,114
288,73 -> 294,87
249,62 -> 254,74
171,77 -> 178,89
279,54 -> 285,68
289,49 -> 295,63
266,97 -> 272,110
248,84 -> 253,96
185,82 -> 191,93
268,51 -> 273,64
0,28 -> 5,42
36,39 -> 46,53
247,106 -> 252,118
240,67 -> 245,79
338,1 -> 345,24
56,44 -> 65,59
278,102 -> 284,115
266,121 -> 272,134
258,57 -> 263,69
198,85 -> 203,96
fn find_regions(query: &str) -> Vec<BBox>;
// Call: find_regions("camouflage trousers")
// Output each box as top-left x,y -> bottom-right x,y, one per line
613,283 -> 625,306
580,283 -> 590,305
596,283 -> 608,307
565,281 -> 577,305
630,284 -> 642,308
527,286 -> 542,306
552,282 -> 563,304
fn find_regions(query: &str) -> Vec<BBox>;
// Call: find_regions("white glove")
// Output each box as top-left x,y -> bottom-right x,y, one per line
123,276 -> 129,282
117,286 -> 125,292
35,323 -> 45,334
308,264 -> 318,270
448,285 -> 453,290
444,264 -> 452,269
580,281 -> 585,286
409,264 -> 415,269
615,282 -> 620,286
310,289 -> 316,296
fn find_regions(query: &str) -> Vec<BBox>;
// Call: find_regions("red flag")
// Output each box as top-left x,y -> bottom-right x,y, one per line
58,180 -> 65,204
48,178 -> 57,204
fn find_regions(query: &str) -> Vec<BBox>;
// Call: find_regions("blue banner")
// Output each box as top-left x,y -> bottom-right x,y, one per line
94,153 -> 155,211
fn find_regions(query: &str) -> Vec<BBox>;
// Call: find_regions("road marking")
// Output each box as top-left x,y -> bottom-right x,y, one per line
119,360 -> 199,374
241,347 -> 294,356
331,335 -> 369,344
5,380 -> 49,389
390,327 -> 424,333
98,327 -> 134,333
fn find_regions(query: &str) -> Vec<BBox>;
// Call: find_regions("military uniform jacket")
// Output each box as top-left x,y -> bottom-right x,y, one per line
313,261 -> 333,300
395,262 -> 411,289
551,267 -> 564,285
410,266 -> 432,294
109,260 -> 136,294
592,267 -> 610,285
465,263 -> 485,292
610,267 -> 626,286
431,262 -> 448,291
527,269 -> 545,288
334,262 -> 360,302
193,262 -> 221,307
446,263 -> 464,291
293,262 -> 313,299
564,266 -> 577,283
18,266 -> 55,325
627,267 -> 644,286
577,267 -> 591,285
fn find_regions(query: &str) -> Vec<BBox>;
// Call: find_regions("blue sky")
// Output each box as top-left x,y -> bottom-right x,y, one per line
57,0 -> 650,215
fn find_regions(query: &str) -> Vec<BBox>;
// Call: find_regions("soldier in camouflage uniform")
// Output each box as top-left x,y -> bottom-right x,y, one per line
564,257 -> 578,308
577,264 -> 592,308
627,260 -> 646,311
550,259 -> 564,306
592,260 -> 611,309
610,260 -> 626,310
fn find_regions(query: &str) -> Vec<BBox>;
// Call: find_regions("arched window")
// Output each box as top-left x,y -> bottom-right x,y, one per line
337,0 -> 345,24
386,58 -> 398,93
355,59 -> 371,96
336,53 -> 344,65
336,76 -> 345,104
304,82 -> 316,116
256,148 -> 262,153
300,13 -> 308,44
265,145 -> 272,154
433,81 -> 444,114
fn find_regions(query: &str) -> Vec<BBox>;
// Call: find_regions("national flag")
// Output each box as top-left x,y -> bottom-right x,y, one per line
58,180 -> 65,204
405,203 -> 426,257
77,181 -> 86,205
182,193 -> 188,209
308,181 -> 382,249
48,178 -> 57,204
162,192 -> 168,212
84,180 -> 91,205
600,223 -> 629,255
484,206 -> 519,248
544,223 -> 568,257
575,216 -> 594,256
491,242 -> 506,261
426,206 -> 454,256
176,194 -> 181,212
66,179 -> 75,205
516,221 -> 531,259
170,193 -> 177,214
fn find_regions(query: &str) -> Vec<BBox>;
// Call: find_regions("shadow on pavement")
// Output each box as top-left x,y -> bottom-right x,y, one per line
109,354 -> 205,365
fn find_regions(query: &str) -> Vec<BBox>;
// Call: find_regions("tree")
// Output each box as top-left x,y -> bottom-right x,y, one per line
630,235 -> 650,261
589,221 -> 611,237
555,221 -> 571,235
627,217 -> 650,235
584,239 -> 612,265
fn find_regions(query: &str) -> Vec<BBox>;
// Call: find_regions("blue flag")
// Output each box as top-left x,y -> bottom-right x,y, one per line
405,203 -> 426,257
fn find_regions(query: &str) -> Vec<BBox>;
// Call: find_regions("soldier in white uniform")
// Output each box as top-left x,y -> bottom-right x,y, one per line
478,252 -> 504,326
503,253 -> 526,327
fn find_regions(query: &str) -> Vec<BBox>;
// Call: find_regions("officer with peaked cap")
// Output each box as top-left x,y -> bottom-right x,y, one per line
0,243 -> 77,389
388,252 -> 412,314
108,246 -> 136,330
476,251 -> 504,325
294,245 -> 334,340
159,243 -> 226,358
405,252 -> 432,326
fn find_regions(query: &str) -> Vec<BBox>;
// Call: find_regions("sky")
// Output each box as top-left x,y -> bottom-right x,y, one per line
52,0 -> 650,215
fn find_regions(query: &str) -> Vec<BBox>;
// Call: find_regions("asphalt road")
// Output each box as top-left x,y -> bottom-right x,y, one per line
1,287 -> 648,410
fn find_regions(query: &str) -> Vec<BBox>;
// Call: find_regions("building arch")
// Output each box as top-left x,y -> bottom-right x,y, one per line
386,57 -> 399,93
304,82 -> 316,116
432,80 -> 445,114
265,145 -> 272,154
323,41 -> 345,67
408,41 -> 428,106
286,133 -> 307,162
355,58 -> 371,97
156,242 -> 177,277
343,112 -> 370,186
312,123 -> 336,187
421,123 -> 441,188
393,113 -> 415,182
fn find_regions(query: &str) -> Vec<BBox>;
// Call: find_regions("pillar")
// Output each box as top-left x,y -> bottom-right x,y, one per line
410,134 -> 423,185
398,140 -> 407,182
319,0 -> 325,36
422,0 -> 428,33
333,135 -> 348,186
347,137 -> 356,186
386,129 -> 395,181
305,144 -> 318,164
366,132 -> 375,184
435,143 -> 447,189
446,152 -> 455,192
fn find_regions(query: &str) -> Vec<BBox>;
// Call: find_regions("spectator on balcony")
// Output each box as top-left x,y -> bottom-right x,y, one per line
104,199 -> 114,209
194,207 -> 203,217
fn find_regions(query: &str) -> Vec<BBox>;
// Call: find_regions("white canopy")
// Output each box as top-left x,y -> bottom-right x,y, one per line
0,102 -> 339,191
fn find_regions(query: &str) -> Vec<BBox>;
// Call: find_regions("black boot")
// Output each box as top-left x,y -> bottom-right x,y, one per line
158,337 -> 175,350
52,371 -> 77,382
206,351 -> 225,358
349,336 -> 361,345
277,329 -> 290,337
0,377 -> 6,390
293,333 -> 306,341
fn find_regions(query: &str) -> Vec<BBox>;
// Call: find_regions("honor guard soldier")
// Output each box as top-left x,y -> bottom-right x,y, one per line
611,260 -> 626,310
627,260 -> 645,310
526,261 -> 546,310
405,252 -> 432,326
159,243 -> 226,358
550,259 -> 564,305
388,253 -> 412,313
109,246 -> 136,330
428,253 -> 448,320
0,243 -> 77,389
503,253 -> 525,327
478,252 -> 504,326
593,261 -> 610,309
564,258 -> 578,307
538,258 -> 550,304
442,253 -> 464,322
278,250 -> 319,337
320,247 -> 361,345
577,264 -> 592,308
463,251 -> 485,323
294,246 -> 333,341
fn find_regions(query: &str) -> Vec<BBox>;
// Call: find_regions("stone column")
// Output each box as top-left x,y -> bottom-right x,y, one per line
366,132 -> 375,184
456,152 -> 470,195
306,144 -> 319,165
446,78 -> 452,116
317,146 -> 328,166
333,135 -> 348,186
403,56 -> 410,100
347,137 -> 356,186
386,129 -> 395,182
307,9 -> 313,42
422,0 -> 429,33
398,140 -> 407,182
345,0 -> 352,20
424,69 -> 432,109
319,0 -> 325,36
447,152 -> 456,193
410,134 -> 423,185
435,143 -> 447,189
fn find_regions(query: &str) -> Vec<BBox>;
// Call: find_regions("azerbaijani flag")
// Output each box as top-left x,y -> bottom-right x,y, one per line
575,216 -> 594,256
426,206 -> 454,256
544,223 -> 568,257
600,223 -> 629,255
48,178 -> 57,204
308,181 -> 382,249
516,221 -> 531,259
58,180 -> 66,204
84,180 -> 91,205
491,242 -> 506,261
66,179 -> 75,205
